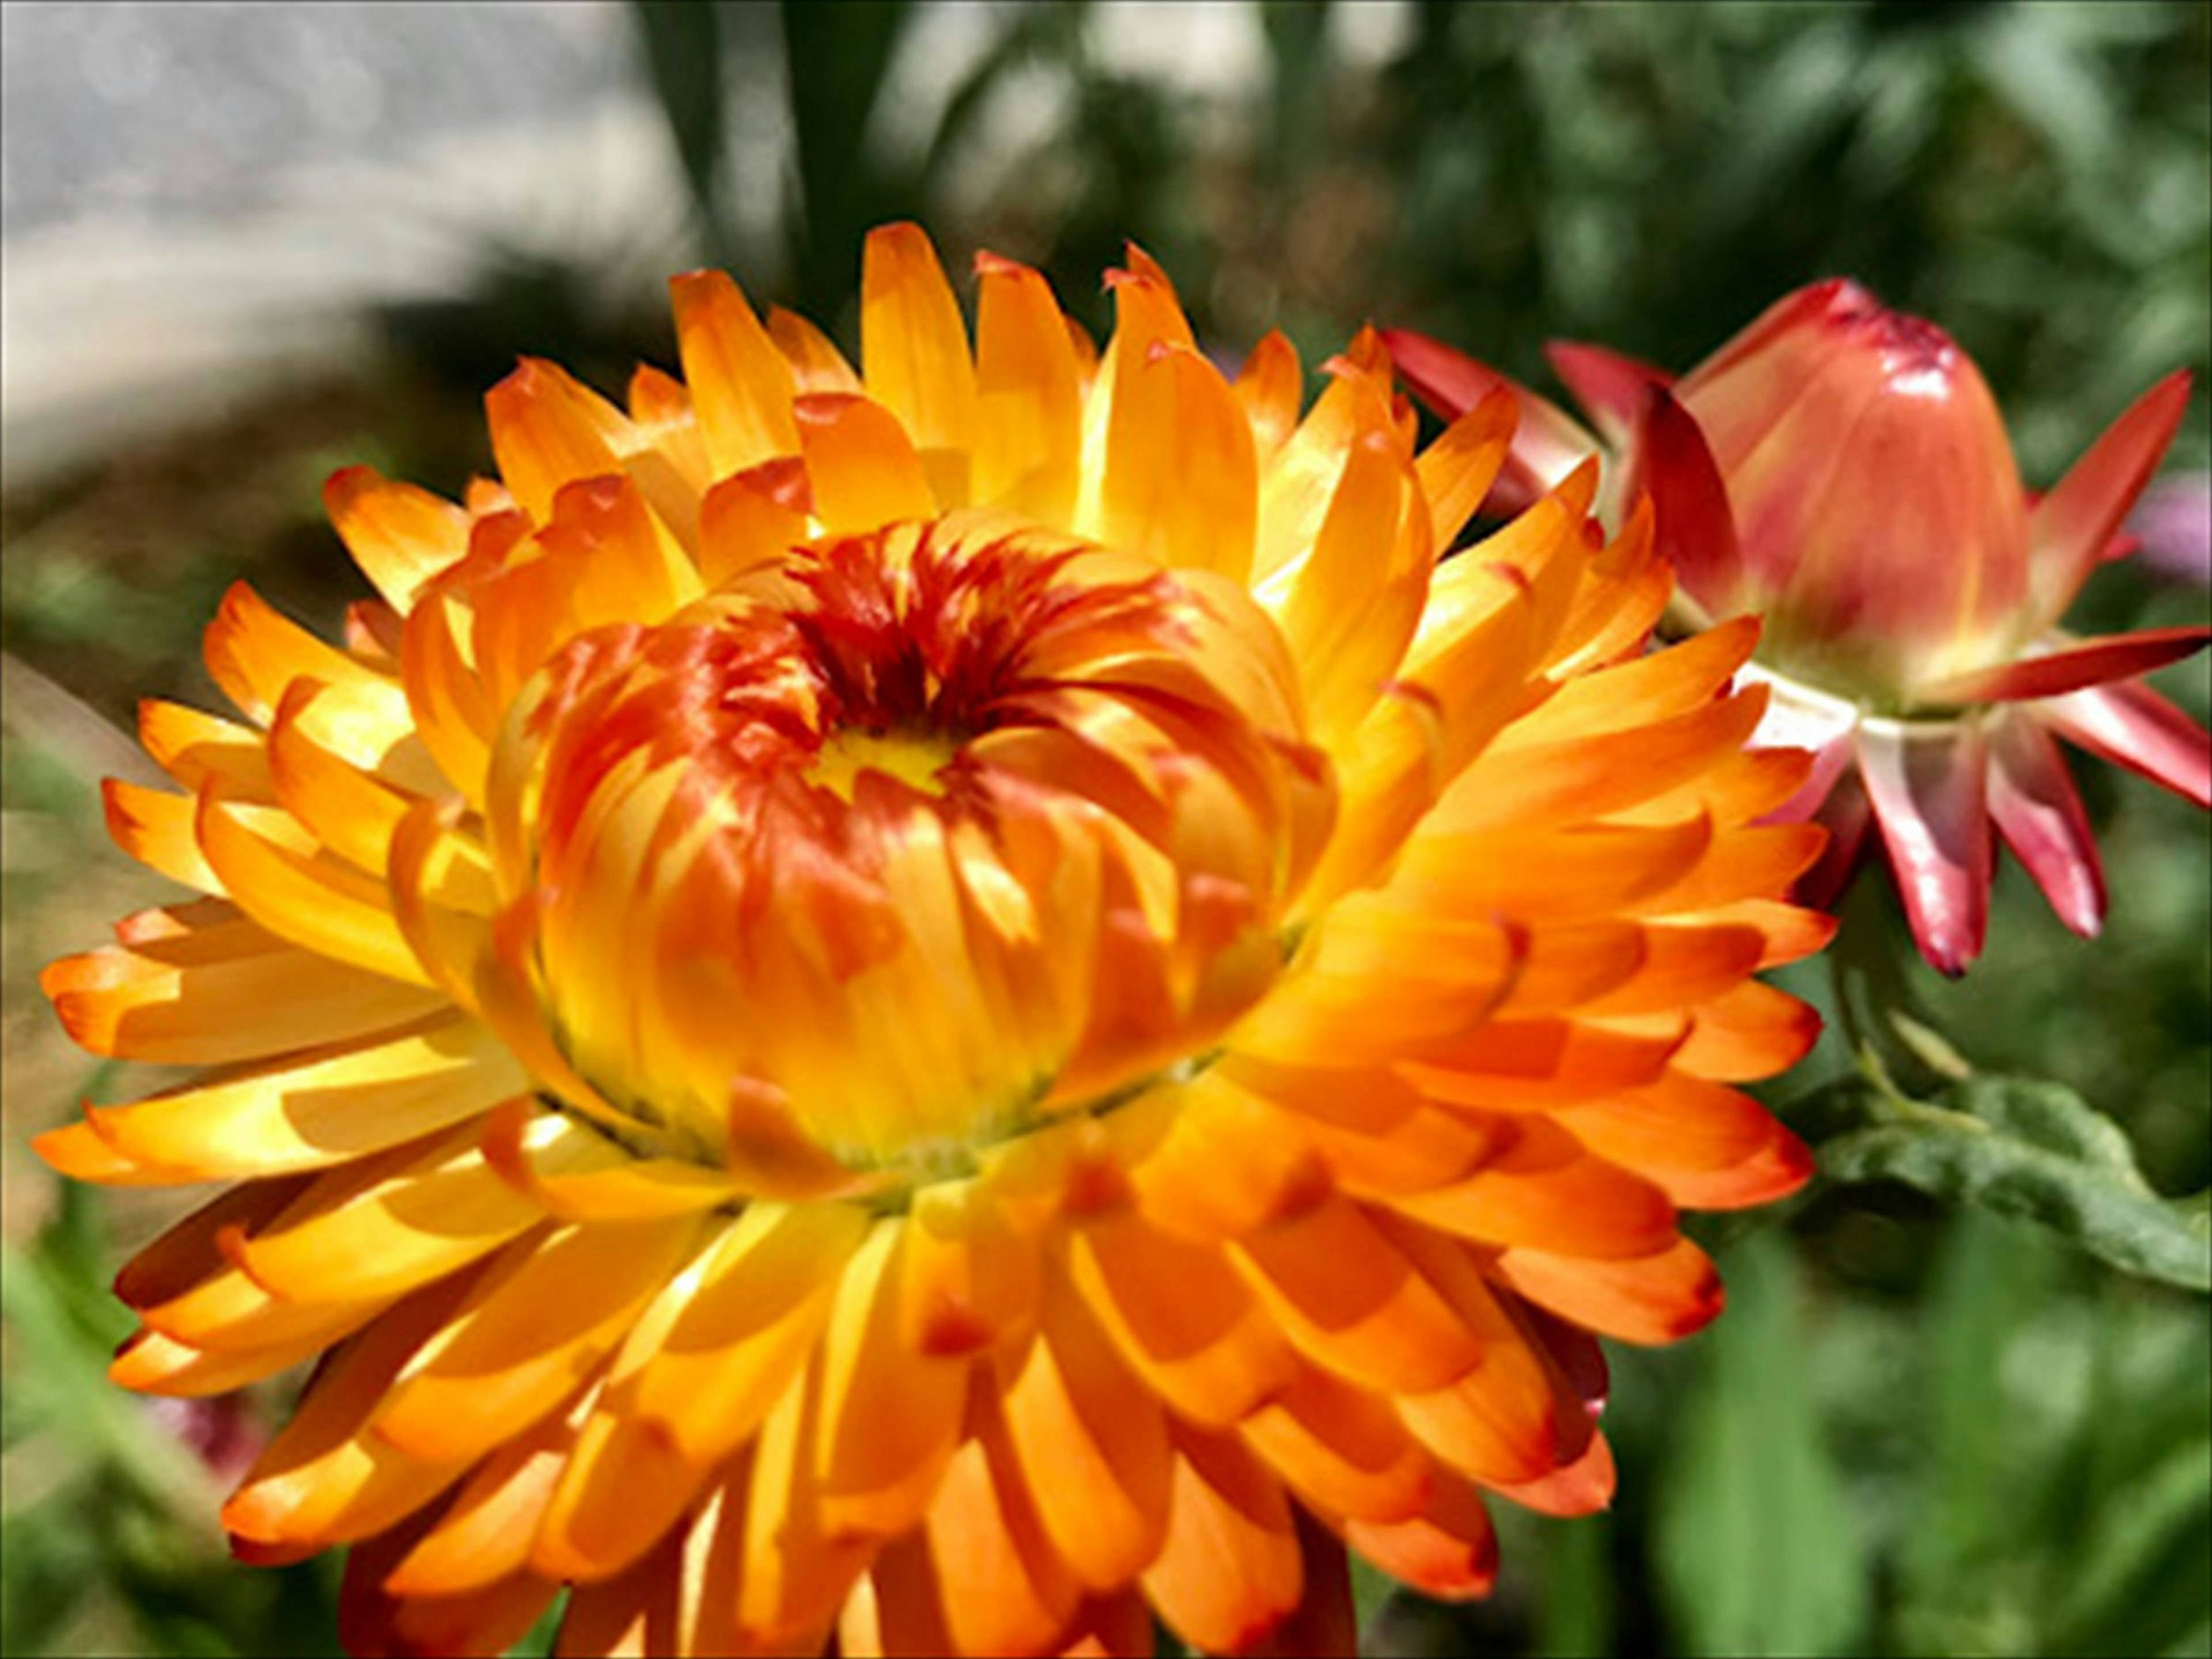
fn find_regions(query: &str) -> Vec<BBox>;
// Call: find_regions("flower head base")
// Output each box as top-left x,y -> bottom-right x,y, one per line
41,226 -> 1826,1658
1388,282 -> 2210,974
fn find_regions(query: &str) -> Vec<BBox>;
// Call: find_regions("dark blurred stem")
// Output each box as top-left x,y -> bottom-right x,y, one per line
1259,0 -> 1334,202
780,0 -> 916,322
1828,879 -> 1977,1116
632,0 -> 736,267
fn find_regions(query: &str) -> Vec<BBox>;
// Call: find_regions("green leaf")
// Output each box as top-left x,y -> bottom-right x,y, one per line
630,1 -> 730,259
780,0 -> 916,317
1903,1215 -> 2059,1599
1533,1510 -> 1615,1658
1819,1075 -> 2212,1291
0,1238 -> 213,1518
1654,1232 -> 1869,1658
1346,1550 -> 1393,1646
1972,5 -> 2117,170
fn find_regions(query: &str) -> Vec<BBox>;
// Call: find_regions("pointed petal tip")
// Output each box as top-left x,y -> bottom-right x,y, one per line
1543,339 -> 1673,446
1637,389 -> 1747,612
2030,368 -> 2199,622
1858,722 -> 1994,977
1916,626 -> 2212,707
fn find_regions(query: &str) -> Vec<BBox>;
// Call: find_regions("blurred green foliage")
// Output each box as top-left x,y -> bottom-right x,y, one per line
3,3 -> 2207,1656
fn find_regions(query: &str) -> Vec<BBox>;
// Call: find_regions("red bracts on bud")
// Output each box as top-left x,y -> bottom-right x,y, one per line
1385,284 -> 2210,974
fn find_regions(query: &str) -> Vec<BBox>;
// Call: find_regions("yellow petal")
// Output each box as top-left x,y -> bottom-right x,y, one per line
863,223 -> 979,505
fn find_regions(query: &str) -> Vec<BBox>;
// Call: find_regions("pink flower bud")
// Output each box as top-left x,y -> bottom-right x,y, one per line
1384,285 -> 2208,975
1669,281 -> 2031,699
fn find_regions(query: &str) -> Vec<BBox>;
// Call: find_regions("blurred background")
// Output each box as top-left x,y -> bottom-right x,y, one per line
2,3 -> 2207,1655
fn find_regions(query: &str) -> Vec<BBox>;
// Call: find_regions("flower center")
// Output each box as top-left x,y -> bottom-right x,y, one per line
487,517 -> 1333,1187
806,727 -> 960,802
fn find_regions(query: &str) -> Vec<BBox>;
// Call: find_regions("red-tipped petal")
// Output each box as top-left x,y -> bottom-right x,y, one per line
1789,768 -> 1872,914
1987,714 -> 2106,938
2041,676 -> 2212,810
2028,371 -> 2192,627
1377,327 -> 1602,512
1857,718 -> 1993,976
1545,340 -> 1672,450
1913,626 -> 2211,706
1633,389 -> 1747,617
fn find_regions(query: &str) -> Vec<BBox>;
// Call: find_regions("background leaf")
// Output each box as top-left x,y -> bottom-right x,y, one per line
1653,1233 -> 1869,1658
1817,1074 -> 2212,1290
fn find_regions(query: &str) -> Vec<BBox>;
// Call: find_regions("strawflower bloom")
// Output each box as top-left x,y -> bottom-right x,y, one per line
39,227 -> 1829,1657
1385,283 -> 2211,975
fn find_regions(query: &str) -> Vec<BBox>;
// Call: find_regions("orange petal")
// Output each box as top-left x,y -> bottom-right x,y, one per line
42,907 -> 445,1066
87,1012 -> 522,1180
1654,979 -> 1822,1081
376,1215 -> 703,1461
1343,1474 -> 1498,1602
915,1400 -> 1082,1657
863,223 -> 978,505
1449,684 -> 1770,830
1556,1073 -> 1811,1211
235,1124 -> 541,1307
1415,389 -> 1516,552
795,392 -> 938,534
1231,1196 -> 1485,1393
813,1218 -> 970,1540
1234,331 -> 1303,461
202,581 -> 391,728
484,358 -> 631,524
31,1116 -> 197,1187
138,698 -> 274,794
736,1363 -> 877,1652
1120,1078 -> 1334,1244
1387,1119 -> 1677,1259
699,459 -> 810,586
1141,1423 -> 1303,1656
1484,1429 -> 1617,1519
1372,1217 -> 1564,1485
999,1266 -> 1175,1592
670,269 -> 801,478
388,1387 -> 594,1594
102,777 -> 224,893
627,1200 -> 865,1464
1238,1363 -> 1429,1524
1274,427 -> 1427,742
324,467 -> 471,614
532,1407 -> 711,1585
222,1273 -> 484,1548
1065,1208 -> 1299,1426
899,1181 -> 1043,1357
397,582 -> 500,805
1488,1235 -> 1723,1346
110,1324 -> 331,1397
265,679 -> 434,878
971,253 -> 1084,523
768,304 -> 865,394
554,1524 -> 688,1657
339,1516 -> 557,1659
195,789 -> 432,987
1100,339 -> 1259,582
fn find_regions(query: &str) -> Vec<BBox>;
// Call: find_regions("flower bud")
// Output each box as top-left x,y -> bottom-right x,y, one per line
1668,281 -> 2030,699
1385,283 -> 2208,975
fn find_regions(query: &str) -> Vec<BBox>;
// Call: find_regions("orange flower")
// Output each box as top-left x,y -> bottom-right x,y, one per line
1387,283 -> 2210,974
39,227 -> 1827,1658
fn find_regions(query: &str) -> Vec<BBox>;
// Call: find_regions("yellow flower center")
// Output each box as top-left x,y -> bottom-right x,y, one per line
487,516 -> 1333,1186
806,727 -> 960,802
